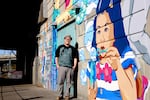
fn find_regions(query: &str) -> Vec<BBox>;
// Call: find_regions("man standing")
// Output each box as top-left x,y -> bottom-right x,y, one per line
55,35 -> 77,100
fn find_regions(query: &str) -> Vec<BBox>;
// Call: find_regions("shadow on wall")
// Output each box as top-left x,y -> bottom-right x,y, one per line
72,42 -> 79,98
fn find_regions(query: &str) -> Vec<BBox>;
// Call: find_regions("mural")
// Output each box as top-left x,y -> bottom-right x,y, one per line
121,0 -> 150,65
79,48 -> 85,61
84,20 -> 97,61
75,0 -> 99,24
84,0 -> 149,100
37,22 -> 57,90
80,68 -> 87,85
39,34 -> 51,89
55,0 -> 99,25
38,0 -> 150,99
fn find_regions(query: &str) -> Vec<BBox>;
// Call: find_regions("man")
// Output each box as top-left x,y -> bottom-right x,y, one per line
55,35 -> 77,100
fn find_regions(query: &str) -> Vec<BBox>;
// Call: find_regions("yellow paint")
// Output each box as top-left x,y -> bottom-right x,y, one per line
55,0 -> 74,25
54,0 -> 60,9
56,10 -> 71,24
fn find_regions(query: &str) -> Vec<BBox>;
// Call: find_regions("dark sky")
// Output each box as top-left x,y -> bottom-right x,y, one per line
0,0 -> 41,49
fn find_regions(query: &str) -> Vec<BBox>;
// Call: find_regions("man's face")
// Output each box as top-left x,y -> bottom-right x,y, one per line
64,36 -> 71,45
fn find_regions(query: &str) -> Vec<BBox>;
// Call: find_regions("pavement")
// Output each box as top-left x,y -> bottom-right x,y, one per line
0,84 -> 80,100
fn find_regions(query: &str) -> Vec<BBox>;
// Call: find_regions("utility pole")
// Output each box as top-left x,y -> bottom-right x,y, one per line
9,51 -> 12,72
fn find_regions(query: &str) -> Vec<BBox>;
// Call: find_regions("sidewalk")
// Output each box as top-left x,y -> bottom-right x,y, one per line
0,84 -> 80,100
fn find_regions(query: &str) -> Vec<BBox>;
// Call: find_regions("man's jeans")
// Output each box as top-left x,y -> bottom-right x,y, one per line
57,66 -> 74,97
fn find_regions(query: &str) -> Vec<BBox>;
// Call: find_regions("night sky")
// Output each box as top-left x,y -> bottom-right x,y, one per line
0,0 -> 41,84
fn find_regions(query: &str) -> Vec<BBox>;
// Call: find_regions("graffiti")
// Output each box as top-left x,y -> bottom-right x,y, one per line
45,47 -> 51,71
75,0 -> 98,24
79,48 -> 85,61
74,0 -> 87,24
86,0 -> 98,15
50,65 -> 58,91
65,0 -> 70,8
86,61 -> 96,86
37,21 -> 56,90
55,0 -> 99,25
55,0 -> 73,24
52,27 -> 57,65
41,50 -> 46,75
80,69 -> 87,85
38,0 -> 150,98
84,20 -> 97,61
52,9 -> 60,22
39,43 -> 53,89
54,0 -> 60,9
85,0 -> 149,100
121,0 -> 150,65
46,32 -> 51,47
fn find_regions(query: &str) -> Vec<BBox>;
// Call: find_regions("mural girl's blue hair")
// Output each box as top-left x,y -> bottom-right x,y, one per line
92,0 -> 132,58
92,16 -> 97,49
92,16 -> 99,61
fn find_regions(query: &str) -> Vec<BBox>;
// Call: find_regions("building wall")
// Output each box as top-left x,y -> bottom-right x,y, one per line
37,0 -> 150,99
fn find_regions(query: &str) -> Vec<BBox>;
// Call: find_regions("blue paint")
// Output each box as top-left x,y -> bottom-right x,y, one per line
79,49 -> 85,61
86,60 -> 96,86
41,56 -> 46,75
80,69 -> 87,85
87,0 -> 139,99
84,24 -> 94,45
97,48 -> 108,56
52,26 -> 57,65
93,0 -> 132,58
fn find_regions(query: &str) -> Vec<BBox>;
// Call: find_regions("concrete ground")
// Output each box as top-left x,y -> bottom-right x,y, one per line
0,84 -> 80,100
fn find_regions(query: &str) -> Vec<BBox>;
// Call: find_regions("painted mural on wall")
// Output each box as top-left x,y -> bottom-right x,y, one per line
79,48 -> 85,61
54,0 -> 99,25
74,0 -> 99,24
37,21 -> 58,91
38,28 -> 49,89
84,20 -> 97,61
49,0 -> 150,98
84,0 -> 150,100
80,68 -> 87,85
121,0 -> 150,65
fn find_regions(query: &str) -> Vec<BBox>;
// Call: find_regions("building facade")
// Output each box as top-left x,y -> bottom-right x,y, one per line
35,0 -> 150,99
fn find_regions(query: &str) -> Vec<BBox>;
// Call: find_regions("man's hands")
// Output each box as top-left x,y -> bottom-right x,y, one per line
72,58 -> 77,70
56,65 -> 60,69
72,65 -> 76,71
55,57 -> 60,69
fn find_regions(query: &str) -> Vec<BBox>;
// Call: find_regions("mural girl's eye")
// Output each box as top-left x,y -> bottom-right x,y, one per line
97,30 -> 101,34
104,27 -> 109,32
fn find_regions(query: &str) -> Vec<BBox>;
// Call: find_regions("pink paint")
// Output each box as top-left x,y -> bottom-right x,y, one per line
96,62 -> 112,83
103,63 -> 112,83
137,76 -> 149,100
96,62 -> 103,80
65,0 -> 70,8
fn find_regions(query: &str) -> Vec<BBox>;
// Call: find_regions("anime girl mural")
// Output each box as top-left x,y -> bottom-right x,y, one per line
86,0 -> 149,100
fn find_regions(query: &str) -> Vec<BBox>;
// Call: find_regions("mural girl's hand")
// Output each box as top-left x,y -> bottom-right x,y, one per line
100,47 -> 120,70
88,88 -> 97,100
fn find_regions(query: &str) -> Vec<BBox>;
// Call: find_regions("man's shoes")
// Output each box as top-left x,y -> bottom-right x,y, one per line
65,96 -> 70,100
56,96 -> 69,100
56,96 -> 63,100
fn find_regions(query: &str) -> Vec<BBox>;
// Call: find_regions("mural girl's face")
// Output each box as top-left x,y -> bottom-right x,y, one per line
96,11 -> 115,52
